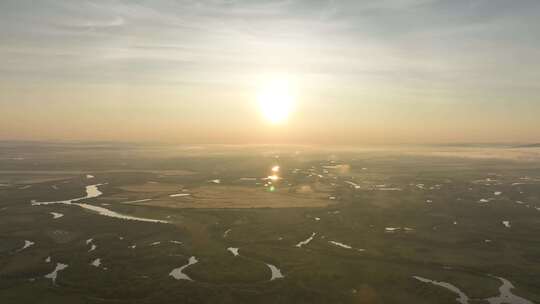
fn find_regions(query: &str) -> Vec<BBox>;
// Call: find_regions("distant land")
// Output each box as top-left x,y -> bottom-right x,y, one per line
516,143 -> 540,148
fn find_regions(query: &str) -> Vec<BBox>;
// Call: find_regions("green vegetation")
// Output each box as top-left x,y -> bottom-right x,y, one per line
1,143 -> 539,303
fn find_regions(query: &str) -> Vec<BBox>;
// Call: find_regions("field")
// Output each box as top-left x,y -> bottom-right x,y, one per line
1,142 -> 540,303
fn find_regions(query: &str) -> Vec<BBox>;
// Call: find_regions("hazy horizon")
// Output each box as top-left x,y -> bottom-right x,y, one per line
0,139 -> 539,148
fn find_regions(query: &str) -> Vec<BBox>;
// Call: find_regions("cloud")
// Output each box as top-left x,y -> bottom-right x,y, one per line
0,0 -> 539,96
57,16 -> 125,29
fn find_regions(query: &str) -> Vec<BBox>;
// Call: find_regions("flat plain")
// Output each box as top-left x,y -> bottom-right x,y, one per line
1,142 -> 540,304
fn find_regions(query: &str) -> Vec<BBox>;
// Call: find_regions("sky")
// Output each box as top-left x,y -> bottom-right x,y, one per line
1,0 -> 539,144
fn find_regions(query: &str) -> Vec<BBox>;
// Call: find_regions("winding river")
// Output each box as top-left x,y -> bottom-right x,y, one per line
31,184 -> 168,223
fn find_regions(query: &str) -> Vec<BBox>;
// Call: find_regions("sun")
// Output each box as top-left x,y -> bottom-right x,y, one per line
257,78 -> 295,124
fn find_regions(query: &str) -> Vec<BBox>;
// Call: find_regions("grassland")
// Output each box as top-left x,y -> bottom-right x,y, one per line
1,142 -> 540,303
